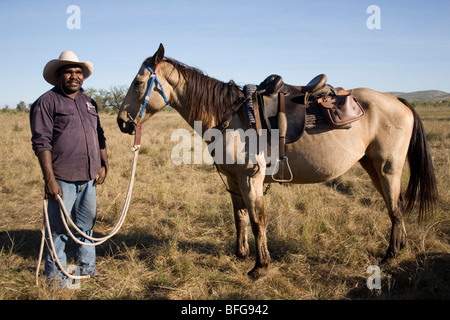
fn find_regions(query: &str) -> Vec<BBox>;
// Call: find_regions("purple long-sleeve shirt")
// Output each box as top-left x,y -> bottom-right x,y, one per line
30,85 -> 106,182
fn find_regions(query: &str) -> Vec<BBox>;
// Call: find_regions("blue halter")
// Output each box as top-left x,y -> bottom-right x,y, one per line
137,63 -> 170,119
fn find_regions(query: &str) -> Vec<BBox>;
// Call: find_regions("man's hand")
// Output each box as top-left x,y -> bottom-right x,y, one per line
38,150 -> 62,199
45,177 -> 62,199
94,165 -> 107,186
94,147 -> 108,186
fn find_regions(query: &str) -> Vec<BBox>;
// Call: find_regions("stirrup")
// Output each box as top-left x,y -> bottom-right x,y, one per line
272,157 -> 293,183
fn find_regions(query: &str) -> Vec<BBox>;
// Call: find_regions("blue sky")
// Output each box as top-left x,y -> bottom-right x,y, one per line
0,0 -> 449,107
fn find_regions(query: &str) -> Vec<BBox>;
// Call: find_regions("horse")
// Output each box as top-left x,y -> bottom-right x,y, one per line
117,43 -> 438,278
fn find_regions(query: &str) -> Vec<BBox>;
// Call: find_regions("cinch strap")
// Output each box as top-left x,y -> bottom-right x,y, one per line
244,84 -> 257,126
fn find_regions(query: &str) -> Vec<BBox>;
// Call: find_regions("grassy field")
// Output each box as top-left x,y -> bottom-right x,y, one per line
0,105 -> 448,300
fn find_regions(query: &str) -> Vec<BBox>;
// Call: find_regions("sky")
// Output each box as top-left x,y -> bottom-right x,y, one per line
0,0 -> 449,107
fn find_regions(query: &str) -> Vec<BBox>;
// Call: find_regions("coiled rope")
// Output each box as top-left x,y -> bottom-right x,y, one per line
35,124 -> 142,286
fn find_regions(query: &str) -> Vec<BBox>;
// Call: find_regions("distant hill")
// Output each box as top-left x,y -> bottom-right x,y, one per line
386,90 -> 450,101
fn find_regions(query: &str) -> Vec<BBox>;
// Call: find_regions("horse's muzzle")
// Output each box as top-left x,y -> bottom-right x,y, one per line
117,118 -> 135,135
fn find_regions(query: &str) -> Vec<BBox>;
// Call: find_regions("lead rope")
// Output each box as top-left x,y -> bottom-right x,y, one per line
35,124 -> 142,286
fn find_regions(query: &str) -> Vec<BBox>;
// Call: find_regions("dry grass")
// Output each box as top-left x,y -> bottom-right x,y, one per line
0,106 -> 449,300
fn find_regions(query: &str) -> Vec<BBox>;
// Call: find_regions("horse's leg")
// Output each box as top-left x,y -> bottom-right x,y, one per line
382,182 -> 407,264
237,174 -> 270,278
227,177 -> 250,259
359,156 -> 383,196
362,155 -> 407,262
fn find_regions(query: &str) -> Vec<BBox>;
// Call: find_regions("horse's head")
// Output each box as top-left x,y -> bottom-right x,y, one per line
117,43 -> 170,134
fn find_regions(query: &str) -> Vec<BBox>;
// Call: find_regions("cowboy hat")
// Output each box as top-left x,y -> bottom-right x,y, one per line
43,50 -> 93,85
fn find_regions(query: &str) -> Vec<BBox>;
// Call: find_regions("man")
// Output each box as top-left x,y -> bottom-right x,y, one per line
30,50 -> 108,287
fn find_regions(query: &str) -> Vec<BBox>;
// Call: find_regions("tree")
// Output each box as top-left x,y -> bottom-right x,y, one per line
85,85 -> 128,113
108,85 -> 127,110
16,101 -> 28,113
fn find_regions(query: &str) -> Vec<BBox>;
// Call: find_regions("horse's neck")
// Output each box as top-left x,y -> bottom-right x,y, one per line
159,63 -> 193,125
160,70 -> 205,131
167,84 -> 207,132
161,61 -> 241,133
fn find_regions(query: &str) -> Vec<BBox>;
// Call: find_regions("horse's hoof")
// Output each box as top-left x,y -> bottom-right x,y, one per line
235,250 -> 249,260
247,267 -> 266,280
380,251 -> 396,265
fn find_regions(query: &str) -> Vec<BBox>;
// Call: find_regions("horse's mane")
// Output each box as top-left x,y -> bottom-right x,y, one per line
147,56 -> 243,128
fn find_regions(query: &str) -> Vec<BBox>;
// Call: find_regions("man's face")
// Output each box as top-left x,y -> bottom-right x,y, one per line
58,65 -> 84,94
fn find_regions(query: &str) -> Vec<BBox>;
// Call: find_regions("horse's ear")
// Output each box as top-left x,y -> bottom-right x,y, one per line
150,43 -> 165,67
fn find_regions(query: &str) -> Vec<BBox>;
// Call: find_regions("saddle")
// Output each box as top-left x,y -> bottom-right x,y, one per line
245,74 -> 364,182
254,74 -> 364,139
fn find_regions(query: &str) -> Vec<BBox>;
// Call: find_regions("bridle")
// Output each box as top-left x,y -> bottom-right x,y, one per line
128,63 -> 171,124
125,62 -> 171,151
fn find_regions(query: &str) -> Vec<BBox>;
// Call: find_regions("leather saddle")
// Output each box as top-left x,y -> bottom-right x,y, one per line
253,74 -> 364,143
243,74 -> 364,183
259,73 -> 327,96
256,74 -> 326,144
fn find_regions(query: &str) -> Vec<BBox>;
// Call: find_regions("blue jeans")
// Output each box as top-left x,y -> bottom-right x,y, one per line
44,179 -> 97,284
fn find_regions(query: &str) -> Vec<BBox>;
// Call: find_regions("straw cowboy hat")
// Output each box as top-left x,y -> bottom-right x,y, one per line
43,50 -> 93,85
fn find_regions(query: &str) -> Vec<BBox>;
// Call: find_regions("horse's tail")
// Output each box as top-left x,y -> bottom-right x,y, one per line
398,97 -> 438,222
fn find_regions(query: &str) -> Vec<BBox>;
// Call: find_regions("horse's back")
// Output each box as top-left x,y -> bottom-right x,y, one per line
350,88 -> 414,158
351,88 -> 414,119
275,88 -> 414,184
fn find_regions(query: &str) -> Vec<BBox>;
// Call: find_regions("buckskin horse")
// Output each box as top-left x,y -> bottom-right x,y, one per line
117,44 -> 437,278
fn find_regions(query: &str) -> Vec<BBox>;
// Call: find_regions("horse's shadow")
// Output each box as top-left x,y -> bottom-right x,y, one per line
345,252 -> 450,299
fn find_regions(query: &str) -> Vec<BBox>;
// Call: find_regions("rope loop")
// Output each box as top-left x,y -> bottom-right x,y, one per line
35,143 -> 140,286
